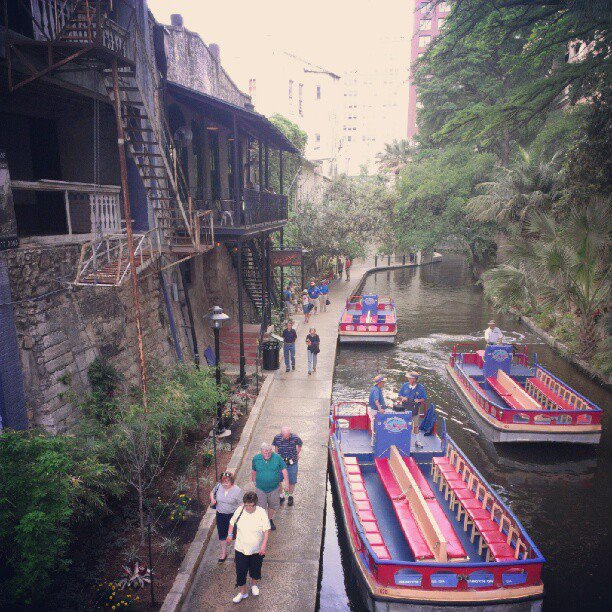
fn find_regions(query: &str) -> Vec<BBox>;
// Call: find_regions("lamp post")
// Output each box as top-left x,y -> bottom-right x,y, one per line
207,305 -> 230,432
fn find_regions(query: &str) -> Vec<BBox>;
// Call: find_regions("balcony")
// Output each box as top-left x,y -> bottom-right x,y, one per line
10,179 -> 122,244
197,189 -> 288,239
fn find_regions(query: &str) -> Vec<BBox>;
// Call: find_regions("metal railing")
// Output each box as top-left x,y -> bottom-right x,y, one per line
75,227 -> 161,286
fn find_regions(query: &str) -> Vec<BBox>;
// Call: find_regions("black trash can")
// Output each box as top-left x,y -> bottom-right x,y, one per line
262,340 -> 280,371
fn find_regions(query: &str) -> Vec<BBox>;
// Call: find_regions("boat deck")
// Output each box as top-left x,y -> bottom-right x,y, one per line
461,362 -> 533,379
340,428 -> 443,454
361,461 -> 483,563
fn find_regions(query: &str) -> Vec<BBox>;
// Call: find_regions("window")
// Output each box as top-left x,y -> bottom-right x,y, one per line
347,135 -> 352,142
419,19 -> 432,30
298,83 -> 304,116
418,35 -> 431,48
315,134 -> 321,142
316,85 -> 321,100
439,2 -> 451,12
248,78 -> 256,95
438,17 -> 446,29
289,80 -> 293,99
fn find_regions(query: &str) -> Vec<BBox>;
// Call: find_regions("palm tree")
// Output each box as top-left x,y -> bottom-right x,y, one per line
376,139 -> 416,174
467,148 -> 563,225
481,198 -> 610,359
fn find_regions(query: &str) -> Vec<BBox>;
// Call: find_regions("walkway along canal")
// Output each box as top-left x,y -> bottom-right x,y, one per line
319,254 -> 610,611
180,257 -> 384,611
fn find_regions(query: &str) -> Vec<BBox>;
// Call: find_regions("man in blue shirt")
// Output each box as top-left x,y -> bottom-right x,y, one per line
318,280 -> 329,312
369,374 -> 387,414
397,371 -> 427,434
307,280 -> 320,313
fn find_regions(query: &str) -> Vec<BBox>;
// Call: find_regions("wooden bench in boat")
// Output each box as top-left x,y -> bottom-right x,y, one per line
341,455 -> 391,560
375,457 -> 435,561
487,370 -> 541,411
403,457 -> 468,560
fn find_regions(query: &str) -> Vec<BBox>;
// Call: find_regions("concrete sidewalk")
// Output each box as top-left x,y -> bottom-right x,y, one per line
181,260 -> 371,612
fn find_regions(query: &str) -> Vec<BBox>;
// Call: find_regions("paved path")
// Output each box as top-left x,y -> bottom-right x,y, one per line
182,260 -> 371,611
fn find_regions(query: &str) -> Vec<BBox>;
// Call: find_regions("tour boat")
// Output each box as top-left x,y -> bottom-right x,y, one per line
329,402 -> 545,608
447,343 -> 602,444
338,294 -> 397,344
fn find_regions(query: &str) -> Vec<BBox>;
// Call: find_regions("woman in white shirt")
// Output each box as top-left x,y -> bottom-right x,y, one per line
227,491 -> 271,603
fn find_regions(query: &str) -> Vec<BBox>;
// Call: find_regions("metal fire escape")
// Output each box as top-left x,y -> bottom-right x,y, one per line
3,0 -> 214,287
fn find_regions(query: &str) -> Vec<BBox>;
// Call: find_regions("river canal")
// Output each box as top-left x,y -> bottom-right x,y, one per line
318,254 -> 610,611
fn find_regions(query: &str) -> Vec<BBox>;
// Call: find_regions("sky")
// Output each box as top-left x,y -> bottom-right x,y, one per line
147,0 -> 413,78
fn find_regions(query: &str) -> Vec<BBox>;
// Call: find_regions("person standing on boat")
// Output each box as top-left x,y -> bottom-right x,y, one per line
485,320 -> 504,344
369,375 -> 387,415
397,371 -> 427,437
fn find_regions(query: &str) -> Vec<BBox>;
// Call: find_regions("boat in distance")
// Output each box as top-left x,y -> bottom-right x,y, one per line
446,343 -> 602,444
329,401 -> 545,608
338,294 -> 397,344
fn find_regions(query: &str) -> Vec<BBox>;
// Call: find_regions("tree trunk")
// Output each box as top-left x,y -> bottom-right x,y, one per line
138,474 -> 145,542
577,314 -> 598,360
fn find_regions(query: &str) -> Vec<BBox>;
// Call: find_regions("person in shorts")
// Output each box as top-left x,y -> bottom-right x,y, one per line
209,472 -> 242,563
251,443 -> 288,531
272,427 -> 303,506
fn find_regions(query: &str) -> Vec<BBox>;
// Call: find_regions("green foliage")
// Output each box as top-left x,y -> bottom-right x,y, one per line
0,430 -> 119,607
376,139 -> 416,174
393,145 -> 497,270
82,357 -> 122,425
287,173 -> 396,260
267,114 -> 306,197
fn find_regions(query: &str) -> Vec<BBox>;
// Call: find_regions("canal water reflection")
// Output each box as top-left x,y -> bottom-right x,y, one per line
319,254 -> 610,611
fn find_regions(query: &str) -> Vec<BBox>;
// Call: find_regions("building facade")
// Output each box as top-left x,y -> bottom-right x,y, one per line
232,45 -> 342,179
406,0 -> 452,141
0,1 -> 294,432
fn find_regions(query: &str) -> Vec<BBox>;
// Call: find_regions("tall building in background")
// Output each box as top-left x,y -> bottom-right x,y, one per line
407,1 -> 452,141
340,34 -> 410,175
234,45 -> 342,178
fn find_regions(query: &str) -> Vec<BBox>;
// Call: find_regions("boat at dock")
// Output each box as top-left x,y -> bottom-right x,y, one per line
446,343 -> 603,444
329,402 -> 545,608
338,294 -> 397,344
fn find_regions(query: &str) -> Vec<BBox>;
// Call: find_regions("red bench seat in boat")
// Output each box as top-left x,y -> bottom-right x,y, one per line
486,377 -> 524,410
403,458 -> 467,560
342,458 -> 392,561
374,458 -> 434,561
528,377 -> 573,410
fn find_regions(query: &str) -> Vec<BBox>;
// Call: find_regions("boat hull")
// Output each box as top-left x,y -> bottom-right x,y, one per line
446,364 -> 602,445
339,332 -> 397,345
328,442 -> 545,607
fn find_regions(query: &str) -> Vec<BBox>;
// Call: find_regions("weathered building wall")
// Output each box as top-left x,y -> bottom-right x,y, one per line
3,243 -> 255,433
163,19 -> 250,108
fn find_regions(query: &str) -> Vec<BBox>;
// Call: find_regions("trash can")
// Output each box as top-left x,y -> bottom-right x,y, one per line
262,340 -> 280,371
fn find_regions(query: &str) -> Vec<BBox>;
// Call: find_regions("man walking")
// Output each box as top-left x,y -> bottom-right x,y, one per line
272,427 -> 303,506
318,280 -> 329,312
345,256 -> 351,281
282,320 -> 297,372
252,443 -> 288,531
307,280 -> 320,313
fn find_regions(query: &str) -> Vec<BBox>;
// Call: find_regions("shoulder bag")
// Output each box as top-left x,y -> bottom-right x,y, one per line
232,505 -> 245,540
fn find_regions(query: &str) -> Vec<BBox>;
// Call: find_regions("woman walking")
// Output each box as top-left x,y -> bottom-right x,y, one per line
210,472 -> 242,562
228,491 -> 271,603
302,290 -> 312,323
306,327 -> 320,375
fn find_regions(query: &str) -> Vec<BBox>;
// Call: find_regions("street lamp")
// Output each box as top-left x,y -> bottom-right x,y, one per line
206,306 -> 231,482
207,305 -> 230,431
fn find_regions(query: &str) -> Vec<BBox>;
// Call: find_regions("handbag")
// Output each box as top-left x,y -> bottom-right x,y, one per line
211,483 -> 220,509
326,299 -> 330,305
232,505 -> 245,540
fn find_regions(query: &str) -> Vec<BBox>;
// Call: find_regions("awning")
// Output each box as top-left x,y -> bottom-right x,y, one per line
166,81 -> 299,154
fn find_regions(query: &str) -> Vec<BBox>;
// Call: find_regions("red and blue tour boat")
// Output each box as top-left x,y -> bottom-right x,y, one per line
338,294 -> 398,344
447,343 -> 603,444
329,402 -> 545,608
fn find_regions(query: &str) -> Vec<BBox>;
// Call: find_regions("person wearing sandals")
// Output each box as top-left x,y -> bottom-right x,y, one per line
210,472 -> 242,563
228,491 -> 271,603
306,328 -> 320,375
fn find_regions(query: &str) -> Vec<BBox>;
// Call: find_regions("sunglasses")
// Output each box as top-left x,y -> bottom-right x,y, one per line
221,472 -> 232,478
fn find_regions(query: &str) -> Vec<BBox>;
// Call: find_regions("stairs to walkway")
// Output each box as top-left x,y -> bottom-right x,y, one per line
219,323 -> 263,366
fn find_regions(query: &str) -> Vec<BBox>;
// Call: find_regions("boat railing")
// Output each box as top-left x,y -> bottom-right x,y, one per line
534,365 -> 602,412
450,342 -> 479,366
330,434 -> 544,591
331,401 -> 369,431
452,360 -> 602,426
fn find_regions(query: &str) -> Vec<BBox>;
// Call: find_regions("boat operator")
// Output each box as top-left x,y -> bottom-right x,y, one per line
396,371 -> 427,434
369,375 -> 387,415
485,320 -> 504,344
